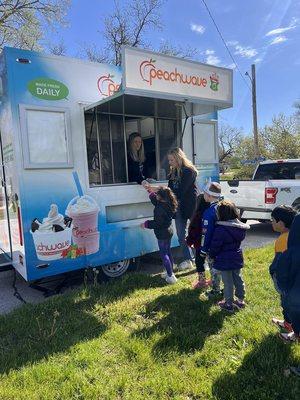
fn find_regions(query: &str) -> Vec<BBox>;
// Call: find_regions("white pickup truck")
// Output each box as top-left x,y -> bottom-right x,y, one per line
220,159 -> 300,221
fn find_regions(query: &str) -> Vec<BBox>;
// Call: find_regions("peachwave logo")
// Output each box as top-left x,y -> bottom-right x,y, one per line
210,73 -> 219,91
97,74 -> 120,97
139,58 -> 219,91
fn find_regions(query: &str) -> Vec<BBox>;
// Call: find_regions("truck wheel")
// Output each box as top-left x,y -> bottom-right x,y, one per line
99,258 -> 136,280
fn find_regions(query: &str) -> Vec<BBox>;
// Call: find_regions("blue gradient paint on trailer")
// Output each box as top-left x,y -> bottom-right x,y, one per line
0,47 -> 229,281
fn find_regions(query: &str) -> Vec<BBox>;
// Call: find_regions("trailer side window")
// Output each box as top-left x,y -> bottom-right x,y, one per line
20,105 -> 73,169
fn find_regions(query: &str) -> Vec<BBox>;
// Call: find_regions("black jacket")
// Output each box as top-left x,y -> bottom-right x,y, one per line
168,166 -> 197,219
128,155 -> 148,184
145,193 -> 174,240
276,214 -> 300,309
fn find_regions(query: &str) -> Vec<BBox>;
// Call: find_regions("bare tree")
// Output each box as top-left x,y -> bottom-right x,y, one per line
101,0 -> 163,66
84,0 -> 197,66
48,39 -> 67,56
158,41 -> 198,59
0,0 -> 70,51
218,124 -> 243,164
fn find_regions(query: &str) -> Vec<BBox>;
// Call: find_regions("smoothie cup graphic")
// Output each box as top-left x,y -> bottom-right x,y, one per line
66,195 -> 100,255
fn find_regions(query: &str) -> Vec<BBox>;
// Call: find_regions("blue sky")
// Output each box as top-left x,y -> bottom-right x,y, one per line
46,0 -> 300,134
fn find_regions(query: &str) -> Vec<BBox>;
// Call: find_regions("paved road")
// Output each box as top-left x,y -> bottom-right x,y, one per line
0,221 -> 277,315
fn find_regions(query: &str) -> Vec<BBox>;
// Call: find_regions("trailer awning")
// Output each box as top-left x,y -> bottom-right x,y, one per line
84,89 -> 224,118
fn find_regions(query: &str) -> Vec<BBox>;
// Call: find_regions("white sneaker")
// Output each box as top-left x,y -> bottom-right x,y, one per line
161,271 -> 168,279
165,274 -> 178,284
178,260 -> 193,270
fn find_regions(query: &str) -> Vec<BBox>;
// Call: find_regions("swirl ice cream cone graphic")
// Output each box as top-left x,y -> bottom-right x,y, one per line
30,204 -> 72,261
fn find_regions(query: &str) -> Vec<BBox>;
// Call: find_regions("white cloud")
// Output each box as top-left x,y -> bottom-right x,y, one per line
269,35 -> 288,45
254,58 -> 262,63
226,63 -> 236,69
266,18 -> 298,36
205,49 -> 215,55
206,54 -> 220,65
226,40 -> 238,46
190,23 -> 205,34
234,45 -> 258,58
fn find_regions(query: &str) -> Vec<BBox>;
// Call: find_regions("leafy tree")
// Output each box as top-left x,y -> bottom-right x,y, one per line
233,113 -> 300,179
260,113 -> 300,159
0,0 -> 70,51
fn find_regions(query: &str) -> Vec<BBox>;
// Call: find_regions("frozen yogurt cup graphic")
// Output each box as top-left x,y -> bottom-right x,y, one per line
66,195 -> 100,255
30,204 -> 72,261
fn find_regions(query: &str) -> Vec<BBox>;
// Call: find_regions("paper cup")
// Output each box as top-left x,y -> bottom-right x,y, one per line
31,227 -> 72,261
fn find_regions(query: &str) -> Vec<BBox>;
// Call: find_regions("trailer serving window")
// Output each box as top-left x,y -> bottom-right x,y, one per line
84,93 -> 181,186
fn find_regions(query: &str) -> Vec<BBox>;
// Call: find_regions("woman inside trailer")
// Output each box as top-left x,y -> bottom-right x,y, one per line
127,132 -> 150,184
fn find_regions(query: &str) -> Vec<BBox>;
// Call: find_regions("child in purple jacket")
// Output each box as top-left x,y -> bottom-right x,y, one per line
209,200 -> 250,312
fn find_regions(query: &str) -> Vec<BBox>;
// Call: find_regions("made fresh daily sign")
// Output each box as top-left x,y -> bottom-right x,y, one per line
122,46 -> 233,105
27,78 -> 69,100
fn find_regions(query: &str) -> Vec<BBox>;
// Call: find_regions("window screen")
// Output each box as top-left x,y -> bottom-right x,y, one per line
193,122 -> 217,164
20,105 -> 73,169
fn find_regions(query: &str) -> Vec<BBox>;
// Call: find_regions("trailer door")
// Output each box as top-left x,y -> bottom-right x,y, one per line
0,132 -> 12,265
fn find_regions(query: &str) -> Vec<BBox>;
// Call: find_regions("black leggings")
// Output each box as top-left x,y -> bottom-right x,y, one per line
195,248 -> 205,273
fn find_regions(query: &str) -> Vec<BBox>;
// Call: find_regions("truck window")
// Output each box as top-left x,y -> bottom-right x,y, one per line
253,162 -> 300,180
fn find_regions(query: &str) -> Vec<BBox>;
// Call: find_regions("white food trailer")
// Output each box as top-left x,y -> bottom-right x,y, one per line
0,46 -> 232,281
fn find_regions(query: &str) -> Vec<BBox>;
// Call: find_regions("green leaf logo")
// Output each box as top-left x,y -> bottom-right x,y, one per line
27,78 -> 69,100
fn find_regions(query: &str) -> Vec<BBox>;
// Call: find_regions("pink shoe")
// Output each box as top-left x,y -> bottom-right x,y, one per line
192,279 -> 209,289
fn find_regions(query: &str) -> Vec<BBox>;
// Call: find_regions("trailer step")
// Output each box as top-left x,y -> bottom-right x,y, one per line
0,253 -> 13,271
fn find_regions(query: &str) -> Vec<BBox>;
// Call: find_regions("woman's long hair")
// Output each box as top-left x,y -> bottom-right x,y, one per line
157,187 -> 178,214
168,147 -> 197,179
128,132 -> 145,163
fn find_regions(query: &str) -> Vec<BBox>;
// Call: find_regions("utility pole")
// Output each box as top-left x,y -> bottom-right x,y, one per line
246,64 -> 259,158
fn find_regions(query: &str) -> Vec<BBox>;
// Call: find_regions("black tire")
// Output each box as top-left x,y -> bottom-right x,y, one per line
241,218 -> 247,223
97,258 -> 137,281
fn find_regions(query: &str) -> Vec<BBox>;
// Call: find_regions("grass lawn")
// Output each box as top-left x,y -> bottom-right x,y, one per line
0,246 -> 300,399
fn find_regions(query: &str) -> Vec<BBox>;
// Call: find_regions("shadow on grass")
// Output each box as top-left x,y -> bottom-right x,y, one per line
133,287 -> 230,356
0,273 -> 164,375
212,334 -> 300,400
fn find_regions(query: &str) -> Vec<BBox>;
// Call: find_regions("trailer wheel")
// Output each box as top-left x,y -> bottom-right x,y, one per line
100,259 -> 134,279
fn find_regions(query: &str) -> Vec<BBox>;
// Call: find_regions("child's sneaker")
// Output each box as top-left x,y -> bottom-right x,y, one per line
192,278 -> 211,289
218,300 -> 235,313
278,331 -> 300,343
178,260 -> 193,271
272,318 -> 293,333
165,274 -> 177,285
161,271 -> 168,279
233,299 -> 246,309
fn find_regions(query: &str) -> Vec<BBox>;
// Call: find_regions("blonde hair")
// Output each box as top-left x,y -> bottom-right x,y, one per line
168,147 -> 197,178
128,132 -> 145,163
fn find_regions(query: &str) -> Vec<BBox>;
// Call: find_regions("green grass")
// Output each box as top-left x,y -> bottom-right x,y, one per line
0,246 -> 300,399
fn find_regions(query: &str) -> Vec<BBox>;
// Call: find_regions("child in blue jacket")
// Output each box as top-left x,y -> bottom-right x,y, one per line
209,200 -> 250,312
199,182 -> 222,296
